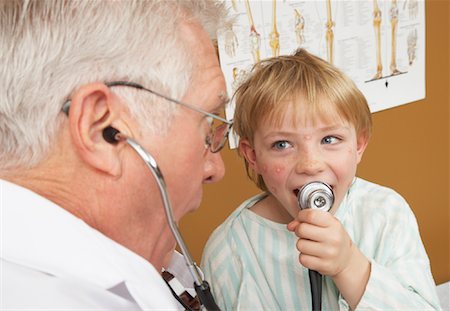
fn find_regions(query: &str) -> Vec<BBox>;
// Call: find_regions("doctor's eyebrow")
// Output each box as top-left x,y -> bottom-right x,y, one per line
210,91 -> 230,115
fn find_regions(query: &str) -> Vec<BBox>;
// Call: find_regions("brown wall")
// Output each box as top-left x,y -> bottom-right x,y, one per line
180,0 -> 450,285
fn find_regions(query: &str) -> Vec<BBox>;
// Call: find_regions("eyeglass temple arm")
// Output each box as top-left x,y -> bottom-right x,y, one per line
106,81 -> 232,125
62,81 -> 232,126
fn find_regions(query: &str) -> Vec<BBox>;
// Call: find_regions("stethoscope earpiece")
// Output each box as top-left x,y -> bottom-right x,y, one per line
103,126 -> 121,144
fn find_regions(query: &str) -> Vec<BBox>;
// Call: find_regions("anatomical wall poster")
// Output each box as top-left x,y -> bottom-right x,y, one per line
217,0 -> 425,148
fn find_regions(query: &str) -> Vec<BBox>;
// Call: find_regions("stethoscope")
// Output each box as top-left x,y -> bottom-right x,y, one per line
297,181 -> 335,311
117,118 -> 334,311
103,122 -> 334,311
102,126 -> 220,311
116,118 -> 335,311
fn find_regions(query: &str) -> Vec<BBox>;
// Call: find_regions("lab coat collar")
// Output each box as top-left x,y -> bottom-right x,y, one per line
0,179 -> 178,309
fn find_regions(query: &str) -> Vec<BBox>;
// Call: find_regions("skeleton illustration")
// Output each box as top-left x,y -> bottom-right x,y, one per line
372,0 -> 383,79
231,0 -> 238,12
325,0 -> 335,64
232,67 -> 249,94
403,0 -> 418,19
294,8 -> 305,46
244,0 -> 261,63
407,28 -> 417,65
269,0 -> 280,57
389,0 -> 401,75
224,25 -> 238,58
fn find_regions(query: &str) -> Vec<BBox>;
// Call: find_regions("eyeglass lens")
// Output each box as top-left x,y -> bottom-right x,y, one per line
210,121 -> 232,153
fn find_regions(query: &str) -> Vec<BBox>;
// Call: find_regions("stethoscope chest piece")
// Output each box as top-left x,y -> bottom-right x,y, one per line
297,182 -> 334,212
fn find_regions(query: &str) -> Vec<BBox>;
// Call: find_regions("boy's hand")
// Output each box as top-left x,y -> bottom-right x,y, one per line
287,209 -> 371,309
287,209 -> 353,277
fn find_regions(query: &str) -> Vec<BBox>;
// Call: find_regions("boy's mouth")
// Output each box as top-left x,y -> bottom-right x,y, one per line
293,184 -> 334,197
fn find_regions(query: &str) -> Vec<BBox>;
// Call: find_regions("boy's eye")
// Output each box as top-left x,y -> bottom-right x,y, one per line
321,136 -> 340,144
272,140 -> 292,150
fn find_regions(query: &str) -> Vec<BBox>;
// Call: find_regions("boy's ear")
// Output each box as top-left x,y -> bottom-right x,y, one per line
356,131 -> 369,164
239,139 -> 259,172
68,83 -> 126,177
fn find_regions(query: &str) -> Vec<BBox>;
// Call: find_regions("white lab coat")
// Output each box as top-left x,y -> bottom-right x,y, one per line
1,179 -> 186,310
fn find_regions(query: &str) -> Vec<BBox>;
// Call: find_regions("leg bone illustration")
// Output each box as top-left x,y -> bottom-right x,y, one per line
390,0 -> 401,75
294,8 -> 305,46
269,0 -> 280,57
372,0 -> 383,79
407,28 -> 417,66
244,0 -> 261,63
325,0 -> 335,64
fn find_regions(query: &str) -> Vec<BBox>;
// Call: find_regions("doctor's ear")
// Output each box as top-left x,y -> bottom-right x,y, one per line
239,139 -> 259,172
67,83 -> 126,176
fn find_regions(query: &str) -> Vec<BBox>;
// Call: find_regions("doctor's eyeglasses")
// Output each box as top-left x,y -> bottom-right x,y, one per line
62,81 -> 233,153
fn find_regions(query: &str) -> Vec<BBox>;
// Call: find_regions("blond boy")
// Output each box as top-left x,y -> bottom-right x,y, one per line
202,49 -> 441,310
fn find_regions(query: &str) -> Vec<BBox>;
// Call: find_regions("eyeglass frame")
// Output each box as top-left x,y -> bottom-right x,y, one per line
62,81 -> 233,153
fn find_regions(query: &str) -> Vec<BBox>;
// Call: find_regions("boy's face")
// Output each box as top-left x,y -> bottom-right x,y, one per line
240,100 -> 368,218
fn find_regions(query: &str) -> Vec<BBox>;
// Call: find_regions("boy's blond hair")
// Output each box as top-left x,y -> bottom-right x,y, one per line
234,48 -> 372,191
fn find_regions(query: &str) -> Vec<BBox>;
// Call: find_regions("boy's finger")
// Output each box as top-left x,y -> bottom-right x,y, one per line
297,209 -> 331,227
287,219 -> 300,231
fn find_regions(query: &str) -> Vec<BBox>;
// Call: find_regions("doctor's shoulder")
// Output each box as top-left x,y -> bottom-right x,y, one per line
1,259 -> 140,310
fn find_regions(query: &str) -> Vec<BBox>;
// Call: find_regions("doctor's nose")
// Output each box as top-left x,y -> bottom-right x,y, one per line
203,151 -> 225,184
295,151 -> 325,176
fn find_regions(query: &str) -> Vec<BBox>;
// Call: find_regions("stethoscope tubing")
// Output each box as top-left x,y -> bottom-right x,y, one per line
124,137 -> 220,310
125,138 -> 204,285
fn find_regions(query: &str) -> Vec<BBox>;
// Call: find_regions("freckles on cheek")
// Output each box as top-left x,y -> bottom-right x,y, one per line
265,165 -> 286,195
274,165 -> 285,174
260,165 -> 268,173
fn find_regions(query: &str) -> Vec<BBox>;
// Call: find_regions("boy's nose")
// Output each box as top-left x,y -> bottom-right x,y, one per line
295,151 -> 325,176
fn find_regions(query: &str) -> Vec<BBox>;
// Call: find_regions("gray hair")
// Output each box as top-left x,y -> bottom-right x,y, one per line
0,0 -> 230,170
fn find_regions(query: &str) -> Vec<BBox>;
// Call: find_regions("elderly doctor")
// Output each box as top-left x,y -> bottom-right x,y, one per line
0,0 -> 232,309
